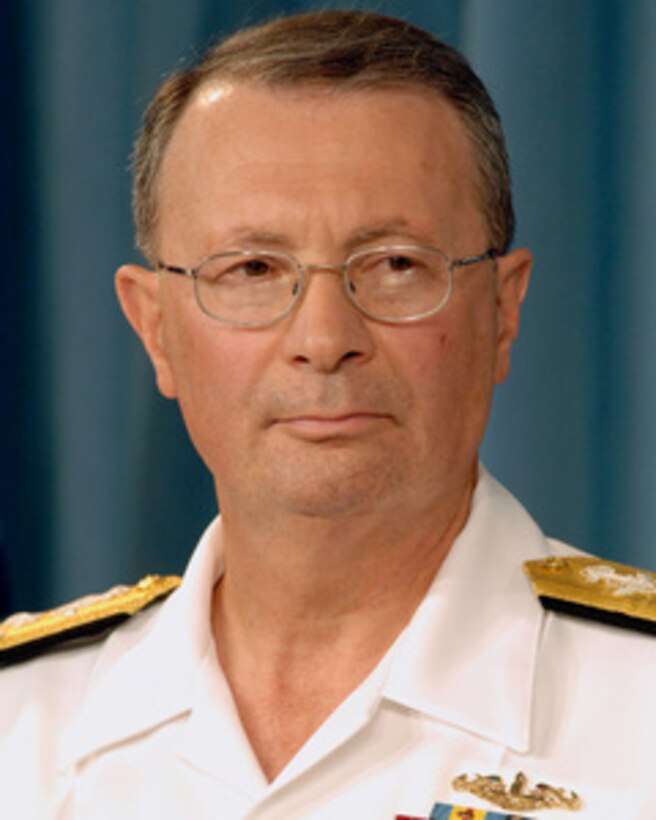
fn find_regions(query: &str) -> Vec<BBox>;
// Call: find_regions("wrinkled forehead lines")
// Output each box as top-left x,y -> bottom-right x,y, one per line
154,81 -> 485,252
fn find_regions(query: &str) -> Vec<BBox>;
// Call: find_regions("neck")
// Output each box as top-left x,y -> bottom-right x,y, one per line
210,467 -> 477,780
217,461 -> 475,619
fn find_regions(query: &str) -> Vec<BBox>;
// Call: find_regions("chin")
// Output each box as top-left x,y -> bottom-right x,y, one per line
280,486 -> 379,518
263,450 -> 407,518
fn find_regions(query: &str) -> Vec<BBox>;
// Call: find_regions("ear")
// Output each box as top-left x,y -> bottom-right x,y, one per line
493,247 -> 532,384
115,264 -> 178,398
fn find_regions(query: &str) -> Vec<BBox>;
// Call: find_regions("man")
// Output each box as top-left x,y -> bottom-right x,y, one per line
1,10 -> 654,819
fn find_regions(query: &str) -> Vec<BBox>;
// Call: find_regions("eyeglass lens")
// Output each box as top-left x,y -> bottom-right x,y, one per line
193,247 -> 452,325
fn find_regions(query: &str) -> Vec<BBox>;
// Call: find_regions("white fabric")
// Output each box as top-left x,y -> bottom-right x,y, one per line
1,469 -> 654,818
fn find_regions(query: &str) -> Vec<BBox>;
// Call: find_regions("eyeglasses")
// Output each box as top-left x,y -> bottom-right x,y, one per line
157,244 -> 499,327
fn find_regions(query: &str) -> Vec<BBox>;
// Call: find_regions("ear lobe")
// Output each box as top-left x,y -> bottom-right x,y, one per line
494,247 -> 532,384
115,264 -> 178,398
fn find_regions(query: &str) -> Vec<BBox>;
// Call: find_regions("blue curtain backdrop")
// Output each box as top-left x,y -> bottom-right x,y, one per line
1,0 -> 655,614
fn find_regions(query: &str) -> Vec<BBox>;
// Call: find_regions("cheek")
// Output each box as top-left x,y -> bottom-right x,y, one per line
396,307 -> 497,420
382,325 -> 459,434
162,298 -> 252,396
160,313 -> 265,458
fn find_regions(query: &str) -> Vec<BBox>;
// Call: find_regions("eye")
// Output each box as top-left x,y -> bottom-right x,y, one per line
350,247 -> 440,295
385,254 -> 417,272
240,257 -> 276,278
366,251 -> 431,281
201,253 -> 289,285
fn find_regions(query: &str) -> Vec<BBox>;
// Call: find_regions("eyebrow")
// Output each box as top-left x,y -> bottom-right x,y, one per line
346,220 -> 423,248
223,227 -> 292,249
221,219 -> 427,251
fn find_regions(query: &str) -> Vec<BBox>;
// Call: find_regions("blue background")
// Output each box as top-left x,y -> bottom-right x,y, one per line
2,0 -> 655,614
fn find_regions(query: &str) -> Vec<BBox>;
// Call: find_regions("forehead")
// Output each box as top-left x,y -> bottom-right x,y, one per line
156,82 -> 484,253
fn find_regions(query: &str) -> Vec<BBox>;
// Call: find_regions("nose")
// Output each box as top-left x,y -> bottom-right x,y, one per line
280,269 -> 374,372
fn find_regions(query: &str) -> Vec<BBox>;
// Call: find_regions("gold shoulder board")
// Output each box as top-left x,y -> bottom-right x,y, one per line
524,556 -> 656,635
0,575 -> 181,666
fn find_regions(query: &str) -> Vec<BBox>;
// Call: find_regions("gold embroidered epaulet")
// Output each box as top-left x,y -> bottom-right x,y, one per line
524,556 -> 656,635
0,575 -> 181,666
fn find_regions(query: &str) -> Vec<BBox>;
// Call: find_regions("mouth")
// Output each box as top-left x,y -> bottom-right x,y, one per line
272,412 -> 390,440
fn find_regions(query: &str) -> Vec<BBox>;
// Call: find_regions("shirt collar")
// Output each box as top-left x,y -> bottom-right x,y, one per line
61,467 -> 552,769
383,467 -> 551,752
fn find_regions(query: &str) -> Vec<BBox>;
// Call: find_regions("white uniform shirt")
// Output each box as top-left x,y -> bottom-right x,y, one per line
1,469 -> 654,819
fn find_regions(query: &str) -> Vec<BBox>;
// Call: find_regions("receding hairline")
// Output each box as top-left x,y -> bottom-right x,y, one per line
133,10 -> 514,260
150,77 -> 493,257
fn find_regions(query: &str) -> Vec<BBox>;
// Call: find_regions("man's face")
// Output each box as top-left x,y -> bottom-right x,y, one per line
118,83 -> 530,521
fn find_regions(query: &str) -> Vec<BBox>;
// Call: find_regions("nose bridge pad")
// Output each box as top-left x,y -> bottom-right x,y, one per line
304,262 -> 345,275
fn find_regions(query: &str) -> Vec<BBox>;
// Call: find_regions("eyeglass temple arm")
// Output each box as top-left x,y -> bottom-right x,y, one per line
156,262 -> 193,277
452,248 -> 500,269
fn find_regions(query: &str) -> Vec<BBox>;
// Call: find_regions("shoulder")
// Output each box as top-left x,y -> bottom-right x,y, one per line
525,547 -> 656,637
522,546 -> 656,783
0,575 -> 181,667
0,576 -> 180,817
0,575 -> 181,739
525,546 -> 656,730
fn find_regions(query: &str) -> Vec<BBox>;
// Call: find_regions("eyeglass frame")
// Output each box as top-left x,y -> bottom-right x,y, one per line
156,243 -> 500,328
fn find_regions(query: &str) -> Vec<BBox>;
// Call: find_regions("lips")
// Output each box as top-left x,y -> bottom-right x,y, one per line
273,412 -> 390,439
